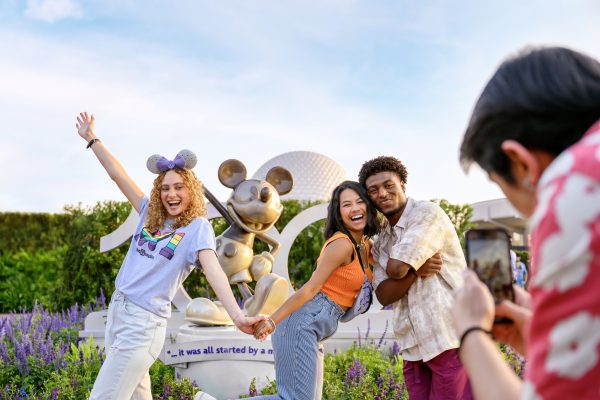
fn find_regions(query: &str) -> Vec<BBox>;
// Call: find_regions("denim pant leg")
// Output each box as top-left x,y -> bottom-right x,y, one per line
90,292 -> 166,400
252,292 -> 343,400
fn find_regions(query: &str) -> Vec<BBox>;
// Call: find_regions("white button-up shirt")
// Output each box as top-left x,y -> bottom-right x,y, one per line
372,197 -> 466,361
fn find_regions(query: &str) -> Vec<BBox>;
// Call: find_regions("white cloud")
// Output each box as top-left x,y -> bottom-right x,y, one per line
1,1 -> 599,212
24,0 -> 82,23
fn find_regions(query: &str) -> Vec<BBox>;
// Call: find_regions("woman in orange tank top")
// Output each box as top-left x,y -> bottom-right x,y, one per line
250,181 -> 380,400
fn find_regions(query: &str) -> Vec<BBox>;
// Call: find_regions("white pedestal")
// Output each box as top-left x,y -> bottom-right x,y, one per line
80,308 -> 396,399
164,325 -> 275,399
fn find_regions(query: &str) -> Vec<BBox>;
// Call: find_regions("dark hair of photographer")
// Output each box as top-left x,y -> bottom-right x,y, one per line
460,46 -> 600,184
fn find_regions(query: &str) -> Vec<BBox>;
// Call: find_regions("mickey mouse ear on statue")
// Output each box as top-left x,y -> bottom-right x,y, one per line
146,149 -> 198,174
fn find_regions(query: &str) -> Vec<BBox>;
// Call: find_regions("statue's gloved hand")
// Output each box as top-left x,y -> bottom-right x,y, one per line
250,251 -> 275,281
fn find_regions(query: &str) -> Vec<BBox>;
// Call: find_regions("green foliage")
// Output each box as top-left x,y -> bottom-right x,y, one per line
0,201 -> 130,312
0,212 -> 71,254
246,341 -> 526,399
150,360 -> 199,399
246,342 -> 408,399
434,199 -> 475,246
500,343 -> 527,378
55,201 -> 132,310
0,302 -> 198,399
287,220 -> 325,286
1,197 -> 473,311
322,344 -> 408,399
275,200 -> 325,286
516,250 -> 529,265
241,377 -> 277,397
0,247 -> 66,311
37,338 -> 103,399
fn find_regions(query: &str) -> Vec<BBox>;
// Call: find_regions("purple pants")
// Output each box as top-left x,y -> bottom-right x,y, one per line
403,348 -> 473,400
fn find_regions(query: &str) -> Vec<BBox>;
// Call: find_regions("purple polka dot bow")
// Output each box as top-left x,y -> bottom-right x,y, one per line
156,154 -> 186,172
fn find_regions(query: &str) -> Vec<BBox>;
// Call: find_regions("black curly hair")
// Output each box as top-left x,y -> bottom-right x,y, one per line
358,156 -> 408,186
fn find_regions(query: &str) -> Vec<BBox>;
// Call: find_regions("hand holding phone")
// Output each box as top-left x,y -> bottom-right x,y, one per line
465,228 -> 515,322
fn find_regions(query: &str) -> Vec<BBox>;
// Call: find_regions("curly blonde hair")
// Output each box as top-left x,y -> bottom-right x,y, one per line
145,168 -> 207,231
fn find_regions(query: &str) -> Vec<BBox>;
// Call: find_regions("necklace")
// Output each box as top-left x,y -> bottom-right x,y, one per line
355,236 -> 366,252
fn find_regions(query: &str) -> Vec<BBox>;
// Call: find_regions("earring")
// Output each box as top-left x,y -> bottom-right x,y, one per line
522,176 -> 535,191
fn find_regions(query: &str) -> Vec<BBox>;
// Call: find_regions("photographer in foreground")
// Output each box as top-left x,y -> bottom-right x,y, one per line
453,46 -> 600,400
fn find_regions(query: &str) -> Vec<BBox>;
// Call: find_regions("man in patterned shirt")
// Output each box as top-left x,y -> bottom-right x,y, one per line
453,46 -> 600,400
359,156 -> 472,400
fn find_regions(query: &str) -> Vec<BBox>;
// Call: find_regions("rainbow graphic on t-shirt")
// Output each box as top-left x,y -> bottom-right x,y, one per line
159,233 -> 185,260
134,228 -> 173,251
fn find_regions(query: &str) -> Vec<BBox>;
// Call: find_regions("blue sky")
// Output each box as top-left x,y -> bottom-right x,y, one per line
1,0 -> 599,213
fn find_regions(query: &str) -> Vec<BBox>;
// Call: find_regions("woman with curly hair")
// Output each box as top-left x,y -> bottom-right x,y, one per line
76,112 -> 264,399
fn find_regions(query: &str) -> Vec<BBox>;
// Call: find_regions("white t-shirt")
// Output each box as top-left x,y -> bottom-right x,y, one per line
115,197 -> 216,318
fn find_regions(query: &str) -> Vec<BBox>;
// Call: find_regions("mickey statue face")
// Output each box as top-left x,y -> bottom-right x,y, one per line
220,160 -> 293,229
185,159 -> 294,325
230,180 -> 283,224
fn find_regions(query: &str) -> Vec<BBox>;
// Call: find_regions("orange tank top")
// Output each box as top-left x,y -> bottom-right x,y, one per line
320,232 -> 373,307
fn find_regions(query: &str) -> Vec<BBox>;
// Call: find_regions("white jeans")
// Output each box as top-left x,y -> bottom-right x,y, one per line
90,291 -> 167,400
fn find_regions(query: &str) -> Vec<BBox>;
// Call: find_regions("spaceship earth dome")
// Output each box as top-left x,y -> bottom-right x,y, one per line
252,151 -> 348,202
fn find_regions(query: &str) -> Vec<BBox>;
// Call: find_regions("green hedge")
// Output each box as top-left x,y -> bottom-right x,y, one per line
0,212 -> 71,254
0,199 -> 473,312
0,200 -> 325,312
0,201 -> 131,312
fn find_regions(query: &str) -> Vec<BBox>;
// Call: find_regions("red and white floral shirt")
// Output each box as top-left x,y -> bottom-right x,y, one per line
525,120 -> 600,399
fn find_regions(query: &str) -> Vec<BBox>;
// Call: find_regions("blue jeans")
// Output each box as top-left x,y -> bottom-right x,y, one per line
253,292 -> 344,400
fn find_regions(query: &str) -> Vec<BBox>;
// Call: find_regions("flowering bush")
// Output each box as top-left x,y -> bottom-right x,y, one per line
245,320 -> 528,399
321,321 -> 408,400
0,294 -> 198,399
244,321 -> 409,399
1,298 -> 527,399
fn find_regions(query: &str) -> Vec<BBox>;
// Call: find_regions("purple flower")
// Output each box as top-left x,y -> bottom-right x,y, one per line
345,358 -> 366,387
377,320 -> 388,349
391,341 -> 400,363
49,388 -> 59,400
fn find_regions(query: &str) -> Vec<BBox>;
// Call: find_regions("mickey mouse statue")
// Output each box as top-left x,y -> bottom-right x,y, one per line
186,159 -> 294,325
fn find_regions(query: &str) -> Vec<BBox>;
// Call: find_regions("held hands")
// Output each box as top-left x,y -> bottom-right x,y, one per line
253,318 -> 276,341
417,252 -> 443,277
233,314 -> 267,335
76,112 -> 95,142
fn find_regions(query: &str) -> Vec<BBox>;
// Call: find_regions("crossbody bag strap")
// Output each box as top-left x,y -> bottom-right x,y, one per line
341,229 -> 366,275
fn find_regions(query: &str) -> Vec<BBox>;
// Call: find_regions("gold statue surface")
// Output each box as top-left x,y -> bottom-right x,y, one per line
186,159 -> 293,325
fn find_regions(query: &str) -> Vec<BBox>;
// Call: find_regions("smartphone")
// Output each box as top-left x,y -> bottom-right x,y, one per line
465,228 -> 515,311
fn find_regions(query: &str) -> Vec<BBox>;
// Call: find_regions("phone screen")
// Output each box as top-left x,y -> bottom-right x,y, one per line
465,229 -> 515,303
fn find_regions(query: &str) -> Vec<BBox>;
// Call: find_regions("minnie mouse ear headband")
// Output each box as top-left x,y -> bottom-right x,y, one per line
146,149 -> 197,174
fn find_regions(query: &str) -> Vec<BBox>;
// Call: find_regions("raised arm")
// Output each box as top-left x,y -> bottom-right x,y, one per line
76,112 -> 144,212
